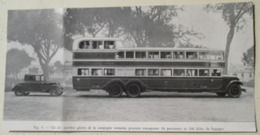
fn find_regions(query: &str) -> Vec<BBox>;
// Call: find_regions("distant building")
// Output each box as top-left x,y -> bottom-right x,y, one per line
229,64 -> 254,82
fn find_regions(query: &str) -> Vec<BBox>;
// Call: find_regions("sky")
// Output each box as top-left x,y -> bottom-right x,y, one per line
7,3 -> 254,68
171,4 -> 254,65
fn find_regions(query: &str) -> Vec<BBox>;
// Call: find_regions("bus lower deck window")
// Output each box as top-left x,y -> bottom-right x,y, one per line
211,69 -> 221,76
199,69 -> 209,76
148,69 -> 159,76
161,69 -> 172,76
78,68 -> 89,76
173,69 -> 185,76
104,69 -> 115,76
186,69 -> 198,76
91,69 -> 102,76
135,69 -> 146,76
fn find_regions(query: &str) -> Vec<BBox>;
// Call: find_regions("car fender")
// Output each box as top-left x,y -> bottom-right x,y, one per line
49,84 -> 63,91
225,80 -> 243,92
12,84 -> 27,91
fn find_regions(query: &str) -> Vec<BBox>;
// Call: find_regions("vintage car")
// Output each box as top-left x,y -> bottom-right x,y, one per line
12,74 -> 63,96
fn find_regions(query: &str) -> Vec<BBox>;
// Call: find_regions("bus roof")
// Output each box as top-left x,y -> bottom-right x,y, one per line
73,37 -> 119,42
117,47 -> 224,52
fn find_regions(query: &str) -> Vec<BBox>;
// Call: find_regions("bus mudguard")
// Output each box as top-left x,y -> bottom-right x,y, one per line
225,80 -> 243,92
103,79 -> 125,90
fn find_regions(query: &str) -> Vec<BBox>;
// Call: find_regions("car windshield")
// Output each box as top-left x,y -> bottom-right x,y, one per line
40,75 -> 45,81
35,76 -> 41,81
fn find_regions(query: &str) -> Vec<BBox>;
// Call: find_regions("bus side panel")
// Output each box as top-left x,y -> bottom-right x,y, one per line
73,77 -> 112,90
140,77 -> 223,91
74,52 -> 115,59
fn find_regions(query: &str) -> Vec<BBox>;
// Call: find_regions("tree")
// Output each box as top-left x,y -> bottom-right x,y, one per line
64,6 -> 200,50
6,49 -> 33,80
64,7 -> 125,50
242,45 -> 254,67
54,61 -> 63,73
118,6 -> 181,47
205,2 -> 253,74
7,9 -> 63,80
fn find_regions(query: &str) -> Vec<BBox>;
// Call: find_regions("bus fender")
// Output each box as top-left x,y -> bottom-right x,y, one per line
103,79 -> 125,90
225,80 -> 243,92
125,79 -> 147,92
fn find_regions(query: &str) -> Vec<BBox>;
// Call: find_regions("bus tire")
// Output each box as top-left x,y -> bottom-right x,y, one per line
227,84 -> 241,98
108,83 -> 123,97
126,83 -> 142,98
216,92 -> 226,97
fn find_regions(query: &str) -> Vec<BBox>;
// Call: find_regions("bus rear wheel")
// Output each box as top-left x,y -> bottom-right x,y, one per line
126,83 -> 142,98
108,83 -> 123,97
228,84 -> 241,98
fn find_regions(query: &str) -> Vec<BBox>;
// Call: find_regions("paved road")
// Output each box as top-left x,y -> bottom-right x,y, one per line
3,87 -> 255,122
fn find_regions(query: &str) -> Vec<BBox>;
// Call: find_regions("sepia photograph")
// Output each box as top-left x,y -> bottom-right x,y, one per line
3,2 -> 256,132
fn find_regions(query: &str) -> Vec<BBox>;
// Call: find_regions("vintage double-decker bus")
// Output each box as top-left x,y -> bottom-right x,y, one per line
72,38 -> 245,98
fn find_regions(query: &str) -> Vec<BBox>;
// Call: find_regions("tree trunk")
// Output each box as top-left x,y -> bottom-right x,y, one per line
224,25 -> 235,75
40,62 -> 50,81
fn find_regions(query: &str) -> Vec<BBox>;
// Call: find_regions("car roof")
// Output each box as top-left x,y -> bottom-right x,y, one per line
25,74 -> 44,76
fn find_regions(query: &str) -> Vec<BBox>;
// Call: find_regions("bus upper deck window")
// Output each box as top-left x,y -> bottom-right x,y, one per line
78,68 -> 89,76
126,51 -> 134,58
148,69 -> 159,76
91,69 -> 102,76
79,41 -> 90,49
186,69 -> 198,76
161,52 -> 172,59
199,69 -> 209,76
161,69 -> 172,76
104,69 -> 115,76
92,41 -> 103,49
186,52 -> 198,59
116,51 -> 124,58
216,53 -> 223,60
173,52 -> 184,59
136,52 -> 146,59
148,52 -> 159,59
135,69 -> 146,76
104,41 -> 115,49
199,52 -> 209,59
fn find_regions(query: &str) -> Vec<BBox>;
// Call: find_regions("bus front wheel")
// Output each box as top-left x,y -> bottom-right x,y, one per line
227,84 -> 241,98
108,83 -> 123,97
126,83 -> 142,98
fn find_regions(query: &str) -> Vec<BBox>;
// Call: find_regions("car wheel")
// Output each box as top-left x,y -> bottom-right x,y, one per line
228,84 -> 241,98
126,83 -> 142,98
108,83 -> 123,97
216,92 -> 226,97
14,87 -> 24,96
23,91 -> 30,96
50,87 -> 62,96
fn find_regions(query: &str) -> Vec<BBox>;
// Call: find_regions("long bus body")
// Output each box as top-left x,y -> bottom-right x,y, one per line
72,38 -> 244,98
